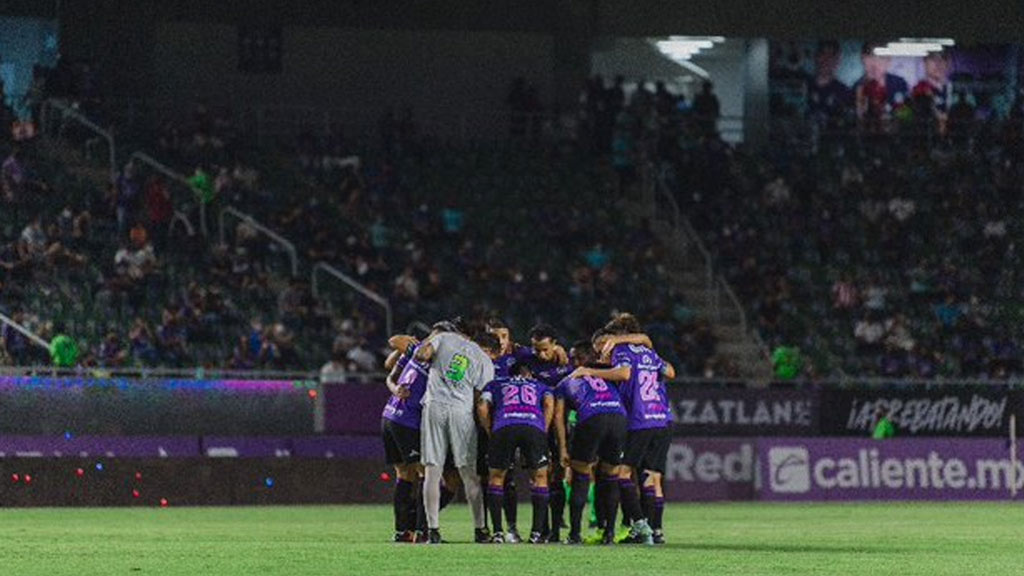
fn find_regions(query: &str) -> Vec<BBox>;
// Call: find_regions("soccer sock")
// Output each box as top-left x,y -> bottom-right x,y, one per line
458,465 -> 486,530
394,478 -> 414,532
569,473 -> 591,537
599,477 -> 621,533
415,480 -> 427,533
587,482 -> 597,527
653,497 -> 665,532
549,480 -> 566,532
487,485 -> 505,534
423,465 -> 442,530
594,475 -> 609,529
618,479 -> 644,524
503,477 -> 518,529
406,480 -> 420,532
530,486 -> 550,535
641,486 -> 657,527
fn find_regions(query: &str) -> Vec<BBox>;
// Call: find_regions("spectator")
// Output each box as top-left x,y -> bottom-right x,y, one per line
2,146 -> 25,203
693,81 -> 721,135
49,323 -> 79,368
144,175 -> 173,246
319,347 -> 348,384
116,160 -> 141,236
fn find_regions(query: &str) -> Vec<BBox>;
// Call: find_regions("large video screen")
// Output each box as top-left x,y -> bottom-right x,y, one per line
769,40 -> 1017,121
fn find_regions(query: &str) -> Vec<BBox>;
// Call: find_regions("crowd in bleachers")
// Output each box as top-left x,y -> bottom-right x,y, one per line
0,72 -> 720,375
663,103 -> 1024,379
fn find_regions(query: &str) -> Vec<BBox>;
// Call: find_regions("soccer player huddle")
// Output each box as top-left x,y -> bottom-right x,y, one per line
380,313 -> 675,546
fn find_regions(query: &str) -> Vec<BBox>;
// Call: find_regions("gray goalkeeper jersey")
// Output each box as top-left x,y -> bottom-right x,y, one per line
423,332 -> 494,410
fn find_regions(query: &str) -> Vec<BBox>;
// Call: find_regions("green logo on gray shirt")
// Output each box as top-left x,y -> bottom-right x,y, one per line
445,354 -> 469,383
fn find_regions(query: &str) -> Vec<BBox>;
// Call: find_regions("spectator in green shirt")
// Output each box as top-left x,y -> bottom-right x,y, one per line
872,406 -> 896,439
49,325 -> 79,368
771,345 -> 802,381
188,166 -> 215,205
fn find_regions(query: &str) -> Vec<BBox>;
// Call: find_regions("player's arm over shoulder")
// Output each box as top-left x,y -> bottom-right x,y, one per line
661,360 -> 676,381
416,332 -> 451,363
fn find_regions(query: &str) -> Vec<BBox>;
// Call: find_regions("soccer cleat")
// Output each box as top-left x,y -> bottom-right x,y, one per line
546,529 -> 561,544
565,534 -> 583,545
393,531 -> 404,543
394,530 -> 416,543
528,532 -> 545,544
491,532 -> 506,544
413,530 -> 427,544
474,527 -> 492,544
652,530 -> 666,545
613,526 -> 633,544
427,529 -> 443,544
583,529 -> 604,545
601,529 -> 616,546
628,520 -> 654,546
506,527 -> 522,544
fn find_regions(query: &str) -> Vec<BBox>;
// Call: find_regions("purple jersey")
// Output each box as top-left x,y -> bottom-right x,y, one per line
555,375 -> 626,423
612,344 -> 671,430
493,345 -> 535,379
529,357 -> 573,388
382,346 -> 428,429
482,376 -> 552,433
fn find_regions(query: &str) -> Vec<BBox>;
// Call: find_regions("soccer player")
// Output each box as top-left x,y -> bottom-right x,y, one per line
381,334 -> 428,542
571,314 -> 674,545
554,341 -> 629,545
484,318 -> 568,541
415,325 -> 496,544
382,324 -> 462,543
478,359 -> 554,544
525,323 -> 573,542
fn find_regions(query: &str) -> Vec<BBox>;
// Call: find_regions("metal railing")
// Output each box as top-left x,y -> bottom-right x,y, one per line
311,262 -> 393,337
650,163 -> 770,367
219,207 -> 299,277
39,99 -> 117,182
0,312 -> 50,351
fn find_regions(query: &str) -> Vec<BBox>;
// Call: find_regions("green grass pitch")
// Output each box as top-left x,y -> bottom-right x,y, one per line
1,503 -> 1021,575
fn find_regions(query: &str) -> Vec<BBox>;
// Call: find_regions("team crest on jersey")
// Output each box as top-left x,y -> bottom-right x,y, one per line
446,354 -> 469,383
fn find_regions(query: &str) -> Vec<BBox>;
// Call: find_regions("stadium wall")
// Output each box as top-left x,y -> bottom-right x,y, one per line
149,22 -> 556,121
2,436 -> 1022,506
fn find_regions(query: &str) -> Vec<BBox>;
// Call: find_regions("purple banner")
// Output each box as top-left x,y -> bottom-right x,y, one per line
669,386 -> 819,436
292,436 -> 382,460
201,437 -> 295,458
759,438 -> 1024,501
323,382 -> 391,435
663,438 -> 756,501
0,436 -> 199,458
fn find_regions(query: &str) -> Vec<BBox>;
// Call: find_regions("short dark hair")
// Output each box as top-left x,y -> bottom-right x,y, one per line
475,332 -> 502,355
409,324 -> 432,341
485,317 -> 509,331
605,313 -> 642,335
528,323 -> 557,342
511,362 -> 533,378
431,320 -> 458,334
816,40 -> 840,56
570,340 -> 596,366
861,41 -> 884,56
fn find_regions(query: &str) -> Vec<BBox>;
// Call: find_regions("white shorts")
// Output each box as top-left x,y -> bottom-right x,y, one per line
420,402 -> 477,468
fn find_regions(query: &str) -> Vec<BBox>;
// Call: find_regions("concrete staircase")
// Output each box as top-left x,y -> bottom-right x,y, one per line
641,167 -> 772,382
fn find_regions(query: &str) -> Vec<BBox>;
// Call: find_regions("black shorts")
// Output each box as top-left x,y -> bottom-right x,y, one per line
623,426 -> 671,473
476,425 -> 490,476
570,413 -> 628,465
488,425 -> 550,471
382,419 -> 421,466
